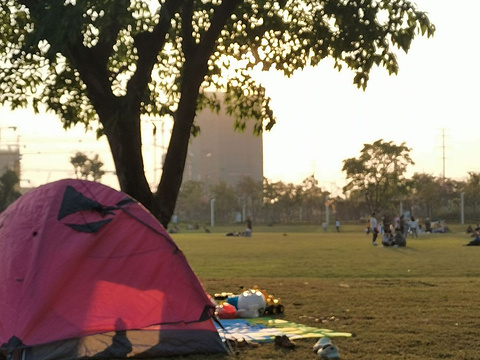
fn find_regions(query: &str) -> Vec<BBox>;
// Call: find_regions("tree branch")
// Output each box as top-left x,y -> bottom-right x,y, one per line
195,0 -> 242,62
95,0 -> 130,65
181,0 -> 195,59
128,0 -> 185,103
16,0 -> 35,8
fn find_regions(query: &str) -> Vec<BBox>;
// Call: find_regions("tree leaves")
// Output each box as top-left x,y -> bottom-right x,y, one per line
1,0 -> 435,133
70,151 -> 105,181
342,139 -> 414,213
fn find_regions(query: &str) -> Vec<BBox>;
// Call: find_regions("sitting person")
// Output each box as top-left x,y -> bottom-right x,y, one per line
383,225 -> 406,247
465,230 -> 480,246
393,229 -> 406,247
382,229 -> 394,246
424,218 -> 432,233
466,238 -> 480,246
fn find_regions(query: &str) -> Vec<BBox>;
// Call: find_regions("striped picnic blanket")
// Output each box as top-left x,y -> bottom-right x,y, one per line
216,317 -> 351,343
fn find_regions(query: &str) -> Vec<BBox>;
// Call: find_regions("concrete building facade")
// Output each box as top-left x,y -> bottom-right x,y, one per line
183,104 -> 263,187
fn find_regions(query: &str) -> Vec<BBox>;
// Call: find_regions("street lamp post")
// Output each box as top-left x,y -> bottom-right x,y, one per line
210,198 -> 215,228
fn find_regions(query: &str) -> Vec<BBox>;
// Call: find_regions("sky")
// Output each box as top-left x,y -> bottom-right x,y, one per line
0,0 -> 479,194
258,0 -> 480,194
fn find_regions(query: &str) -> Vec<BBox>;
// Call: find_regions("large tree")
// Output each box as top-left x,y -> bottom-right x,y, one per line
0,0 -> 434,226
410,172 -> 439,219
342,139 -> 414,213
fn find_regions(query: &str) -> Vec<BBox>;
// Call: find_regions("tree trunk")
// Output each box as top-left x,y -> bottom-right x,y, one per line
153,61 -> 203,227
65,33 -> 154,213
103,107 -> 153,210
152,0 -> 242,227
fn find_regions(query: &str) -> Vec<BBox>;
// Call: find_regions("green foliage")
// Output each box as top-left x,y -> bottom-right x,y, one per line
410,173 -> 441,218
301,174 -> 329,222
0,0 -> 435,131
175,176 -> 263,224
462,172 -> 480,219
401,174 -> 467,221
261,175 -> 331,223
175,171 -> 474,225
70,151 -> 105,181
236,175 -> 263,219
210,181 -> 238,223
342,139 -> 414,213
176,175 -> 333,225
175,180 -> 209,223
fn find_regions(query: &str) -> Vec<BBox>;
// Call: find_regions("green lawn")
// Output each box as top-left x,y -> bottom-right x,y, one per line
166,224 -> 479,360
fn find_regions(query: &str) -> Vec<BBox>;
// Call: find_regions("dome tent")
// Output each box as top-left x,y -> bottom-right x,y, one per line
0,179 -> 225,360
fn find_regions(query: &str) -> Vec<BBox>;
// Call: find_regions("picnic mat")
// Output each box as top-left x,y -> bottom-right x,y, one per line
216,317 -> 352,343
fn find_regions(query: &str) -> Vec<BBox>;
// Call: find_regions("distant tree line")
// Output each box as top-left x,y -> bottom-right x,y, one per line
1,141 -> 478,226
174,174 -> 333,226
173,172 -> 480,226
174,139 -> 480,226
342,172 -> 480,224
342,139 -> 480,224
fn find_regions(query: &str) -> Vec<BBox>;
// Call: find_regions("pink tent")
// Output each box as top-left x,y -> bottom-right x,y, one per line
0,179 -> 225,359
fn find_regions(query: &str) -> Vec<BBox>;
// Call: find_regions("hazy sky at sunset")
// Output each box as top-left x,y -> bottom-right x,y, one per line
258,0 -> 480,194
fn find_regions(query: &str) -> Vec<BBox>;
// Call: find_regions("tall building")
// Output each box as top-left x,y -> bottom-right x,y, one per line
183,102 -> 263,187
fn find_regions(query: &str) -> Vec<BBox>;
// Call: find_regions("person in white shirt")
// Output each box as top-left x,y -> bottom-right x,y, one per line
409,216 -> 418,237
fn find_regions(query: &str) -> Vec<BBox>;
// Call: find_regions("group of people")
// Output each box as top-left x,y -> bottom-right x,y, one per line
225,217 -> 253,237
368,212 -> 419,247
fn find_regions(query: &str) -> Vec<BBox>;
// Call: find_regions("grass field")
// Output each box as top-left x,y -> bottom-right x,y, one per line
167,224 -> 480,360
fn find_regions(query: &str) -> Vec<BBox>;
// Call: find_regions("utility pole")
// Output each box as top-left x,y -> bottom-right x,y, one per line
441,128 -> 446,180
210,198 -> 215,227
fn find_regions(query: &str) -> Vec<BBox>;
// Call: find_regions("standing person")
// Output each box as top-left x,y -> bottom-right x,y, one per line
322,222 -> 327,232
382,213 -> 391,236
424,218 -> 432,233
370,212 -> 379,246
399,214 -> 408,240
393,215 -> 400,229
409,216 -> 418,238
245,217 -> 252,237
335,219 -> 340,232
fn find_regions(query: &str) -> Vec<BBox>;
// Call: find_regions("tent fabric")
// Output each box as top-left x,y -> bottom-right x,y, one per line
27,328 -> 226,359
0,179 -> 225,359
